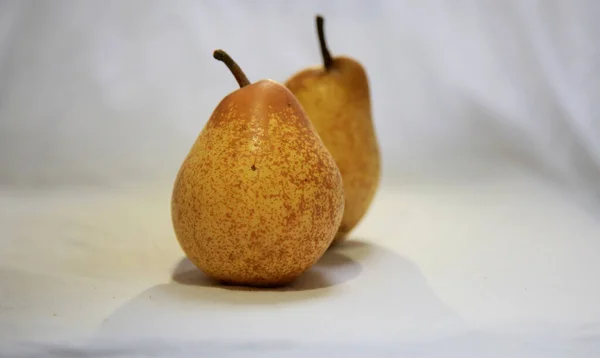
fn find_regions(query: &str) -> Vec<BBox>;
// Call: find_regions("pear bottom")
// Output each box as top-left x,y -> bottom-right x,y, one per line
179,243 -> 326,289
200,265 -> 306,288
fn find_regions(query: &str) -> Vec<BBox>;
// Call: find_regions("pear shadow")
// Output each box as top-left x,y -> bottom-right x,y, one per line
93,240 -> 463,342
171,245 -> 364,292
331,238 -> 376,261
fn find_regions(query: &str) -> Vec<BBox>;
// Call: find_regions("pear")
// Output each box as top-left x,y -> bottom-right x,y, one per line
285,16 -> 381,242
171,49 -> 344,287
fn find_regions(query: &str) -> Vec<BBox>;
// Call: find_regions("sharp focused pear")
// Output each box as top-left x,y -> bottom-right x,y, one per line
171,49 -> 344,287
285,16 -> 381,242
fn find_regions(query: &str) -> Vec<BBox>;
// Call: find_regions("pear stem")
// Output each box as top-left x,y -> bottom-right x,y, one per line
213,49 -> 251,88
316,15 -> 333,70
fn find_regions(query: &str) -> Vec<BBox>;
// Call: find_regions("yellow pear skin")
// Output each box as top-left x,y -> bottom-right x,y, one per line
171,50 -> 344,287
285,16 -> 381,242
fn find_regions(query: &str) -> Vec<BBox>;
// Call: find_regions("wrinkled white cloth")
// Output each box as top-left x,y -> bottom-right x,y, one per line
1,1 -> 599,357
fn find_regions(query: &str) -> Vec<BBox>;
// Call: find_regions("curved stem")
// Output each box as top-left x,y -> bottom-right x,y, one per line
213,49 -> 251,88
316,15 -> 333,70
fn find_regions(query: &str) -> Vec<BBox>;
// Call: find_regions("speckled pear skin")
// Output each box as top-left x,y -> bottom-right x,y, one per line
285,57 -> 381,242
171,79 -> 345,287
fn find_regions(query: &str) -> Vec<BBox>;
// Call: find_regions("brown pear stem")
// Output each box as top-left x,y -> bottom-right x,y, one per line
213,49 -> 251,88
316,15 -> 333,70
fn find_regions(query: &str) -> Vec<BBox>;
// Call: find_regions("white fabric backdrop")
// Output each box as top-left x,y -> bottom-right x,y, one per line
1,0 -> 599,190
1,1 -> 600,357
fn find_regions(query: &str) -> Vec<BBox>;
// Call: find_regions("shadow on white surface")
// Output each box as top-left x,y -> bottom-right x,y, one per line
93,239 -> 461,342
170,242 -> 366,291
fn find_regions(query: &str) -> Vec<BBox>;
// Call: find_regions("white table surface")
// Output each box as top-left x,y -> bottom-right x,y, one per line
1,170 -> 600,357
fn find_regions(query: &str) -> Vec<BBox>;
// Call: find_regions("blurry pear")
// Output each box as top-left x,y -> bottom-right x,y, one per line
285,16 -> 381,242
171,49 -> 344,287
